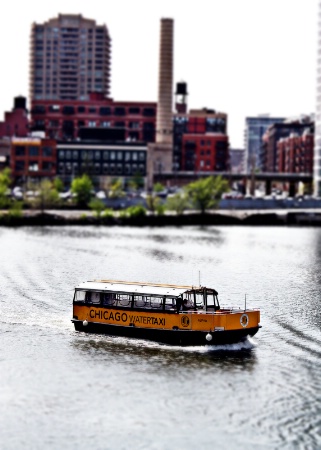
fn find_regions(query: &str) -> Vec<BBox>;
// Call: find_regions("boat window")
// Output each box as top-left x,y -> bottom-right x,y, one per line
86,291 -> 101,305
195,293 -> 204,308
102,293 -> 116,306
134,295 -> 147,308
206,293 -> 215,308
116,294 -> 131,307
164,298 -> 176,310
74,290 -> 86,303
150,296 -> 163,309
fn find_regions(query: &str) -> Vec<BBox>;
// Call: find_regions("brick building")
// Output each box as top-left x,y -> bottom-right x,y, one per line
276,127 -> 314,174
10,137 -> 56,182
0,97 -> 29,139
30,93 -> 156,142
262,118 -> 314,172
173,108 -> 228,172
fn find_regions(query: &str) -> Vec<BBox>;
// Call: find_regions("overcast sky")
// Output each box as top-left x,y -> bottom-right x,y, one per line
0,0 -> 318,147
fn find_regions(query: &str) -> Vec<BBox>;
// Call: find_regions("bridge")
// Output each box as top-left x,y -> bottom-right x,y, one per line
155,172 -> 313,195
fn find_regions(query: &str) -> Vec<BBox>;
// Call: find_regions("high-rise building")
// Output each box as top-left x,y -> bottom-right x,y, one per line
30,14 -> 111,101
245,115 -> 284,172
315,2 -> 321,196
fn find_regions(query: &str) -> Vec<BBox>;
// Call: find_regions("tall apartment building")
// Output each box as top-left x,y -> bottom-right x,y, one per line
315,2 -> 321,195
30,14 -> 111,101
245,116 -> 284,172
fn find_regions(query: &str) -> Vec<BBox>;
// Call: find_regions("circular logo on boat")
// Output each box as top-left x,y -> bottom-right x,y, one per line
240,314 -> 249,328
181,315 -> 190,327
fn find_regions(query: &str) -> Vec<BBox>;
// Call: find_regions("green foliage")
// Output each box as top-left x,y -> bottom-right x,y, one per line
185,176 -> 229,214
153,182 -> 165,193
127,174 -> 144,191
71,174 -> 93,206
0,168 -> 11,208
8,201 -> 23,218
53,177 -> 64,192
89,198 -> 105,218
155,203 -> 165,216
146,194 -> 162,214
30,179 -> 60,212
124,205 -> 146,218
102,208 -> 114,219
108,178 -> 125,199
165,192 -> 189,215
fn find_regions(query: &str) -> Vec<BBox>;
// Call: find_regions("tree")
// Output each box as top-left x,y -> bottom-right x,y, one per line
108,178 -> 125,199
146,194 -> 162,215
185,176 -> 229,214
53,177 -> 64,193
0,168 -> 11,208
165,192 -> 189,215
32,179 -> 60,213
71,174 -> 93,207
89,198 -> 105,219
153,182 -> 165,193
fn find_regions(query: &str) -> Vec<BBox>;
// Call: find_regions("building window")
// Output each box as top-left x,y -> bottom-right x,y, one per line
73,163 -> 79,175
59,150 -> 65,159
78,106 -> 86,113
88,121 -> 96,127
103,151 -> 109,160
62,106 -> 75,115
29,162 -> 39,172
42,147 -> 53,157
114,107 -> 126,116
99,107 -> 111,116
139,152 -> 146,161
42,162 -> 53,171
49,105 -> 60,112
15,146 -> 25,156
15,161 -> 25,171
88,107 -> 96,114
94,151 -> 101,160
129,107 -> 140,114
29,146 -> 39,156
143,108 -> 155,117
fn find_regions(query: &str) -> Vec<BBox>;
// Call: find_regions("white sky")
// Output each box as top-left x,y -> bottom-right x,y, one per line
0,0 -> 318,148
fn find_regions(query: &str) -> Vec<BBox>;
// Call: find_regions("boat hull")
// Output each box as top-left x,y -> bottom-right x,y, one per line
72,320 -> 259,346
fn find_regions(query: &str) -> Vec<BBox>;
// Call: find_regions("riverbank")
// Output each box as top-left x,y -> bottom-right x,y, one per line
2,208 -> 321,226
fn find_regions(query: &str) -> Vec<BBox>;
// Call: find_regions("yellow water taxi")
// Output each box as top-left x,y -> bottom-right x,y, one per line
71,280 -> 261,346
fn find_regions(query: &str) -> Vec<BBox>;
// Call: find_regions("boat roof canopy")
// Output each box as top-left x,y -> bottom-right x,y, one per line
75,280 -> 218,297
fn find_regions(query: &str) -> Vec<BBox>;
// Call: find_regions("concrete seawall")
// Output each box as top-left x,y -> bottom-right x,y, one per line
2,209 -> 321,226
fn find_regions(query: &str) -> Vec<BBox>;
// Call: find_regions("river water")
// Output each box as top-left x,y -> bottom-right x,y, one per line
1,225 -> 321,449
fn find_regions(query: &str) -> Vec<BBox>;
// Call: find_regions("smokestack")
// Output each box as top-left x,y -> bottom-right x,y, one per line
156,18 -> 174,145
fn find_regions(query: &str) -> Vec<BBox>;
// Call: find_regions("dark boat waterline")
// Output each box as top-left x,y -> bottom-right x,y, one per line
73,320 -> 260,346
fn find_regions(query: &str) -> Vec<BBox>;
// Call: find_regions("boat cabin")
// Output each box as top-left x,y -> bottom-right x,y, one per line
73,280 -> 220,313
